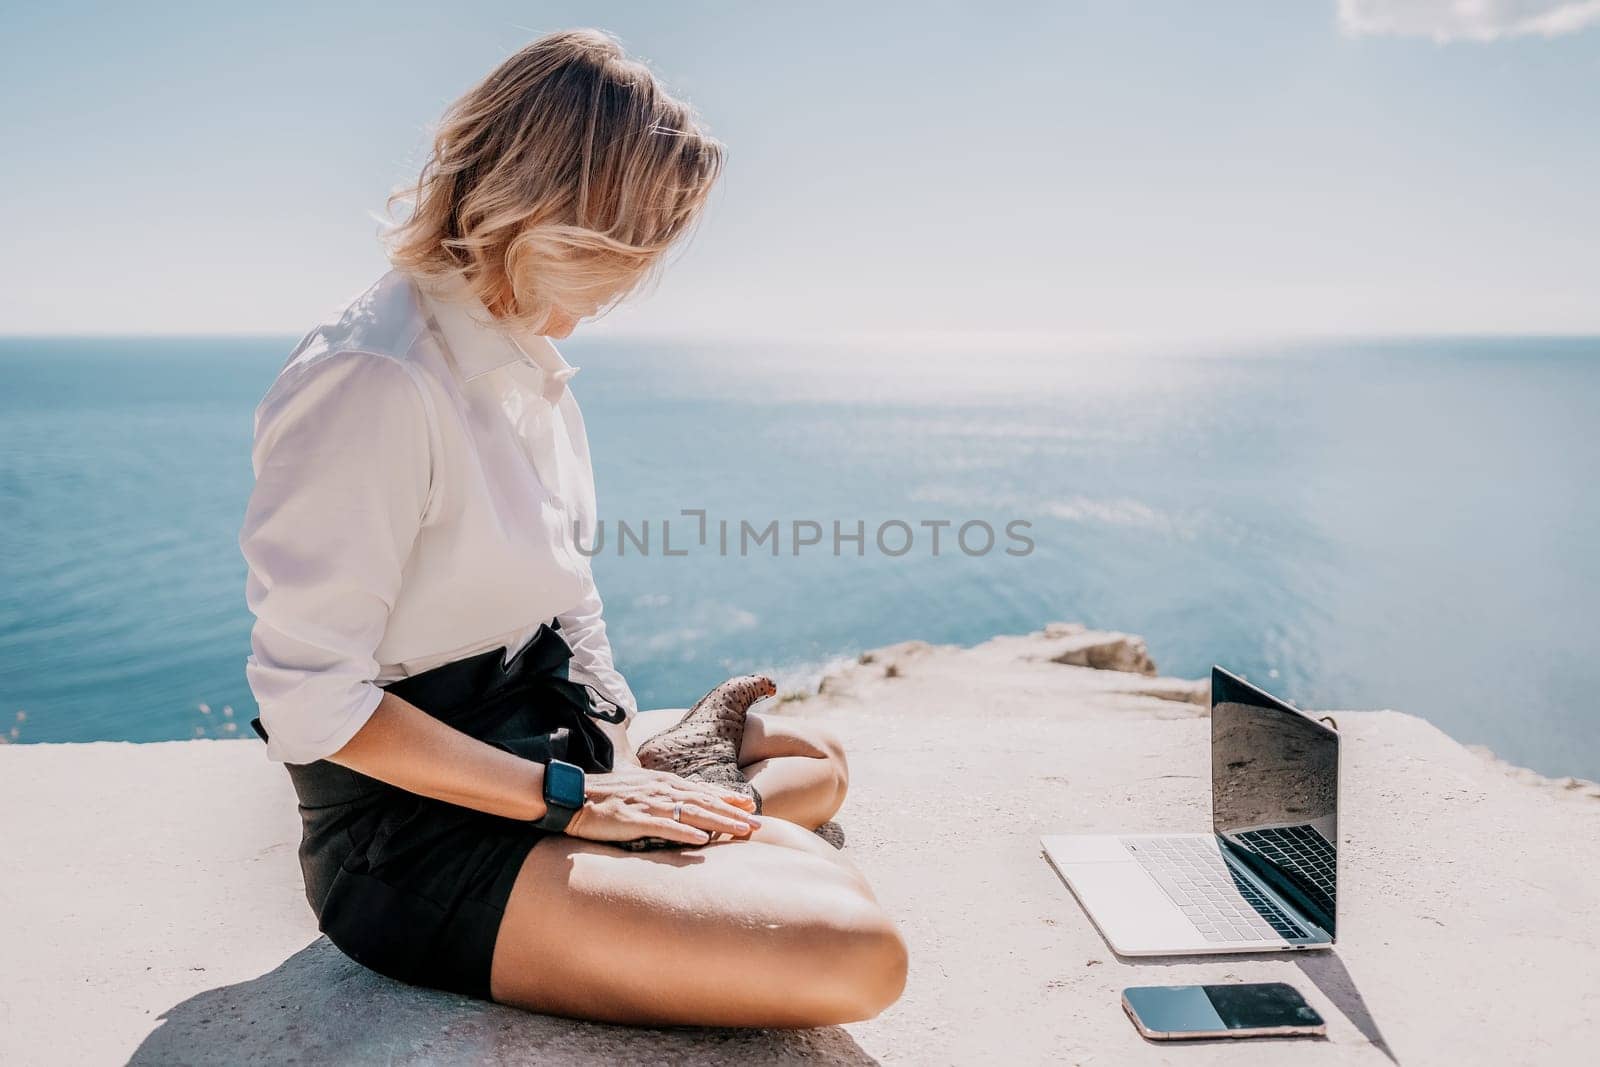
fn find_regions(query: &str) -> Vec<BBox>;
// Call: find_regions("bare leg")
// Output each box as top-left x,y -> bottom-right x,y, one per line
737,712 -> 849,829
489,818 -> 907,1027
629,709 -> 848,829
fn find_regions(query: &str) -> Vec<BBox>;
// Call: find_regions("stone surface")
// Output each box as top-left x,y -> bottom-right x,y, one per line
2,626 -> 1597,1065
1034,623 -> 1159,676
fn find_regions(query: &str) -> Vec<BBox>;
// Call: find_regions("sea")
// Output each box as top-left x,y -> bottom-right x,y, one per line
2,333 -> 1596,780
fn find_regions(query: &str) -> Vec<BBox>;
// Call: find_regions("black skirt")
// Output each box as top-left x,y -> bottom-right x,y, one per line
263,621 -> 617,1000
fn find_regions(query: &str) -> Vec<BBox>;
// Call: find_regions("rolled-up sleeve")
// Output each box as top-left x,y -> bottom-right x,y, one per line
558,565 -> 639,720
239,349 -> 433,764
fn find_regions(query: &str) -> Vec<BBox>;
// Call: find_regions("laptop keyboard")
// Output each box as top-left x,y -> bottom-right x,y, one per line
1233,825 -> 1336,919
1121,836 -> 1310,942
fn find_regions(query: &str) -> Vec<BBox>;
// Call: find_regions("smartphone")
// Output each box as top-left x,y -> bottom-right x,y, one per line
1122,983 -> 1326,1041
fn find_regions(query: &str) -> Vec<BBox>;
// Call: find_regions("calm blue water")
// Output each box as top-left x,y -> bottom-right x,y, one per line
2,334 -> 1597,779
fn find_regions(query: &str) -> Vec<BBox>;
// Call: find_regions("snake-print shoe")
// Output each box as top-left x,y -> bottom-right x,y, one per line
623,675 -> 775,851
635,674 -> 776,779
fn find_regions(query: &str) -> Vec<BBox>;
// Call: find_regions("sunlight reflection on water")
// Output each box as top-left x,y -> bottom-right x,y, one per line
1,334 -> 1596,779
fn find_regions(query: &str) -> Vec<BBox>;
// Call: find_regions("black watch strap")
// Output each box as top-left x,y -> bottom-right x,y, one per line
532,758 -> 586,833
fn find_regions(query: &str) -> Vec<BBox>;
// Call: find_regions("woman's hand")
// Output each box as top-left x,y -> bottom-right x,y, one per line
565,766 -> 761,847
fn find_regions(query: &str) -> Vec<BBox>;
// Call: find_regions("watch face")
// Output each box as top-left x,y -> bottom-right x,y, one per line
545,760 -> 586,811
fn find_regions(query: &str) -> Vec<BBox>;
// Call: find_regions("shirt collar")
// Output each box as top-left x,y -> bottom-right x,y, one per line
415,273 -> 579,399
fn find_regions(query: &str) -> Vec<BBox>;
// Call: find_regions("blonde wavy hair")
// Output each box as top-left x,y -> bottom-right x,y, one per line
385,29 -> 723,332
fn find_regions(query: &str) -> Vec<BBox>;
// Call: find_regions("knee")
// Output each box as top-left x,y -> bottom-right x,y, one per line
810,723 -> 850,806
787,899 -> 909,1024
835,911 -> 909,1021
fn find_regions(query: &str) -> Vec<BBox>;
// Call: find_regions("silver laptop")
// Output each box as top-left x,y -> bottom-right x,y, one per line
1041,667 -> 1338,955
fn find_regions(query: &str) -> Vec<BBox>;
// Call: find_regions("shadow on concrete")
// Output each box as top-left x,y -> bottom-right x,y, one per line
128,937 -> 876,1066
1293,952 -> 1397,1065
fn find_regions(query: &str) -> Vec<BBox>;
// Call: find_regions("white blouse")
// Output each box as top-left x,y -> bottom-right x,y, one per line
240,270 -> 637,765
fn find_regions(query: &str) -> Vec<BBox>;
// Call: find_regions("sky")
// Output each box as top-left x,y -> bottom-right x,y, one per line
2,1 -> 1597,339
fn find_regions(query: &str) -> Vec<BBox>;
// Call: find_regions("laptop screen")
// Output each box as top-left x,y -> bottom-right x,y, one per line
1210,667 -> 1339,936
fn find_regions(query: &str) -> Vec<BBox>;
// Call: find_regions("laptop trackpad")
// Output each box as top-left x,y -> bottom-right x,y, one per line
1041,834 -> 1133,864
1042,835 -> 1206,955
1068,859 -> 1199,951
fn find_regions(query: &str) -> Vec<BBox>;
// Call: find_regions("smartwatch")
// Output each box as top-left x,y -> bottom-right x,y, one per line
532,758 -> 586,833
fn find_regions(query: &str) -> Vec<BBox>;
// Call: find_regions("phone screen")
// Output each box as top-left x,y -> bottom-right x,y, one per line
1122,983 -> 1324,1039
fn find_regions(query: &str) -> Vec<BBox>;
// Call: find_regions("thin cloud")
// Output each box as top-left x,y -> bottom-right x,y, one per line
1337,0 -> 1600,41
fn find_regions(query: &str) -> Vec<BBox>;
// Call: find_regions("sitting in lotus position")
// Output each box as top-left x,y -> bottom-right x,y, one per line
238,29 -> 906,1028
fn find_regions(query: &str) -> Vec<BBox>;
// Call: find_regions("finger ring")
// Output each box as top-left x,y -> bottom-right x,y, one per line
673,803 -> 683,822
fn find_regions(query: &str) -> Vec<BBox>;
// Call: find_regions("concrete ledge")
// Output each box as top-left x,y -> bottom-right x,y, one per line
3,626 -> 1596,1064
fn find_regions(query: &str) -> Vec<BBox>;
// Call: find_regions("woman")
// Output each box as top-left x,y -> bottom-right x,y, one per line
239,30 -> 907,1028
